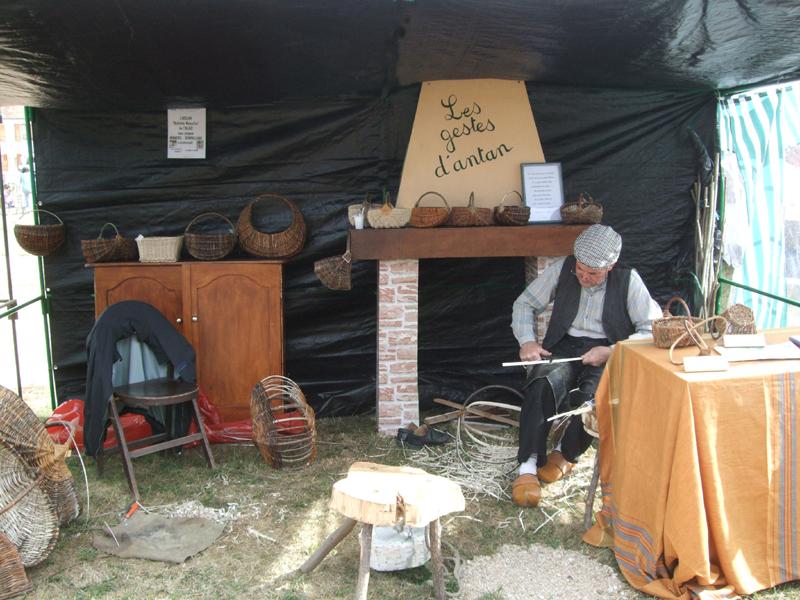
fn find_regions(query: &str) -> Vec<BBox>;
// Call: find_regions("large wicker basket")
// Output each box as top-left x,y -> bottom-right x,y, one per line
184,212 -> 237,261
493,190 -> 530,226
448,192 -> 494,227
80,222 -> 138,263
237,194 -> 307,258
560,192 -> 603,224
251,376 -> 316,469
409,191 -> 450,228
652,296 -> 703,349
13,209 -> 65,256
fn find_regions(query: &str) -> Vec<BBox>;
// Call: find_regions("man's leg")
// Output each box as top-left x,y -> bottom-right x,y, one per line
517,378 -> 556,468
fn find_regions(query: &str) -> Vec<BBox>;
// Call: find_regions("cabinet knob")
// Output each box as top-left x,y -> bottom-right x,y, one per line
176,318 -> 183,324
192,315 -> 199,322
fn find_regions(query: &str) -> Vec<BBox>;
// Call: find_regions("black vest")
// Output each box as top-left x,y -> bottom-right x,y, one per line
542,256 -> 635,350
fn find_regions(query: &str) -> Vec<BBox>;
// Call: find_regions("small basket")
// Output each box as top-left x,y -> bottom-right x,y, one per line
448,192 -> 494,227
237,194 -> 307,258
493,190 -> 530,226
652,296 -> 703,349
560,192 -> 603,224
184,212 -> 237,261
348,195 -> 381,228
136,235 -> 184,263
81,223 -> 139,263
720,303 -> 756,334
251,376 -> 316,469
0,532 -> 32,600
314,238 -> 352,291
13,209 -> 65,256
367,192 -> 410,229
409,191 -> 450,228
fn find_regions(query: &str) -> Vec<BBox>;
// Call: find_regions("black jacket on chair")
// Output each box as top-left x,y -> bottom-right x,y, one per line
84,300 -> 197,457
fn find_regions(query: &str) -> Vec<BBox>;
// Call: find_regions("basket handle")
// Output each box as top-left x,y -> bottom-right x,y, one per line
185,212 -> 235,235
379,191 -> 394,213
19,208 -> 63,225
662,296 -> 691,318
499,190 -> 523,207
414,191 -> 449,209
96,222 -> 121,240
668,315 -> 729,365
467,191 -> 477,211
577,192 -> 595,207
251,193 -> 302,225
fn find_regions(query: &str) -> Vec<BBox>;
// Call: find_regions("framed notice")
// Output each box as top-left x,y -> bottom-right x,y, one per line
167,108 -> 206,159
521,162 -> 564,223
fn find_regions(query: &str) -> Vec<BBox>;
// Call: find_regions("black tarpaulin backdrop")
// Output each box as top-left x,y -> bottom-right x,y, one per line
36,84 -> 715,415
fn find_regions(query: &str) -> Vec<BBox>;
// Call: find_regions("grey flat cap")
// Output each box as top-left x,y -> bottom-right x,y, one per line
574,224 -> 622,268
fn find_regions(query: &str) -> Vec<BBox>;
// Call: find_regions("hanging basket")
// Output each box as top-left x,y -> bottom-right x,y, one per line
493,190 -> 530,226
314,238 -> 352,291
560,192 -> 603,224
367,192 -> 410,229
184,212 -> 237,261
652,296 -> 704,349
0,532 -> 32,600
409,191 -> 450,228
80,222 -> 139,263
251,376 -> 316,469
13,209 -> 65,256
237,194 -> 307,258
448,192 -> 494,227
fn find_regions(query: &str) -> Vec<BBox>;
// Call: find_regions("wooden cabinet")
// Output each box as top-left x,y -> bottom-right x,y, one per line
92,261 -> 283,422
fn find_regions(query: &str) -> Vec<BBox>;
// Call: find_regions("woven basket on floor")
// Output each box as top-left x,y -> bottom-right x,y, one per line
652,296 -> 703,349
560,192 -> 603,224
409,191 -> 450,228
13,209 -> 65,256
0,441 -> 59,568
314,238 -> 352,291
184,212 -> 237,261
493,190 -> 530,226
237,194 -> 307,258
0,532 -> 31,600
721,303 -> 756,334
251,376 -> 316,469
448,192 -> 494,227
0,385 -> 80,526
367,192 -> 410,229
81,222 -> 139,263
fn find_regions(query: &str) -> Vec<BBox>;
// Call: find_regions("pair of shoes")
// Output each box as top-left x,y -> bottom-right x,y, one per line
537,451 -> 574,483
396,423 -> 451,448
511,474 -> 541,507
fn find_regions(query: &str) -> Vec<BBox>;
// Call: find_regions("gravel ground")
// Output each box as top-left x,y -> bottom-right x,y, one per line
455,543 -> 649,600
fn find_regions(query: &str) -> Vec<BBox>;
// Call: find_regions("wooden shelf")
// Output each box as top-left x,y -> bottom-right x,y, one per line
349,224 -> 588,260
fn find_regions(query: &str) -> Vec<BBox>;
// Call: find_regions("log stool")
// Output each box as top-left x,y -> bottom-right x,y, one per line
295,462 -> 464,600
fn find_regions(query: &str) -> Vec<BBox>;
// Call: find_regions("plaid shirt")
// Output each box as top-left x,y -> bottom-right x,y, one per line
511,257 -> 661,346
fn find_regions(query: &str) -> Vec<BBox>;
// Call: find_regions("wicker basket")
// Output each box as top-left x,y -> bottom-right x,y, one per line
493,190 -> 530,226
136,235 -> 184,263
314,239 -> 352,291
251,376 -> 316,469
367,192 -> 410,229
184,212 -> 237,261
652,296 -> 703,349
448,192 -> 494,227
0,441 -> 59,568
0,532 -> 32,600
348,195 -> 381,228
560,192 -> 603,224
409,191 -> 450,228
80,222 -> 139,263
0,385 -> 80,526
237,194 -> 307,258
721,303 -> 756,334
13,209 -> 65,256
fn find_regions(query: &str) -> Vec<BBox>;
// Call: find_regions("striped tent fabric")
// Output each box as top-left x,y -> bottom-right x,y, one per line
718,84 -> 800,329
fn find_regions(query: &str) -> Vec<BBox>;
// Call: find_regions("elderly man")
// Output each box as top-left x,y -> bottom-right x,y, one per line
510,224 -> 661,507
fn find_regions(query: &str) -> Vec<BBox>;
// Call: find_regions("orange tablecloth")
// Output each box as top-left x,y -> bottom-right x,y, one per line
584,329 -> 800,599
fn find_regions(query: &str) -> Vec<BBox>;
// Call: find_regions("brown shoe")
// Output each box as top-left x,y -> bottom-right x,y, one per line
537,451 -> 574,483
511,474 -> 541,507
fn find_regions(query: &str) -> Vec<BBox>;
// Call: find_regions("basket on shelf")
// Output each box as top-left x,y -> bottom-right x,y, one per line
237,194 -> 307,258
720,303 -> 756,334
348,194 -> 380,228
0,385 -> 80,526
13,209 -> 65,256
493,190 -> 530,226
0,532 -> 32,600
409,191 -> 450,228
251,376 -> 316,469
448,192 -> 494,227
314,237 -> 352,291
136,235 -> 184,263
560,192 -> 603,224
652,296 -> 703,349
367,191 -> 410,229
80,222 -> 138,263
184,212 -> 237,261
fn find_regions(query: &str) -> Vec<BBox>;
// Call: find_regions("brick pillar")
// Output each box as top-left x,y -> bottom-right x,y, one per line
376,259 -> 419,435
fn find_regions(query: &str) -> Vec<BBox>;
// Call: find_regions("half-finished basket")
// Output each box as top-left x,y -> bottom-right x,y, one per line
81,222 -> 138,263
237,194 -> 307,258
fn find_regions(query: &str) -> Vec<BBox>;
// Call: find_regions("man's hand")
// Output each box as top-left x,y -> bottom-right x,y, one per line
582,345 -> 612,367
519,341 -> 552,362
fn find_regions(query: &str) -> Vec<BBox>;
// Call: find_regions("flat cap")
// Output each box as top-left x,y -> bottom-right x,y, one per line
573,224 -> 621,269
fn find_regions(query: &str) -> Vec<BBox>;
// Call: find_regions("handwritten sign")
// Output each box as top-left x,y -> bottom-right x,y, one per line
396,79 -> 544,209
167,108 -> 206,159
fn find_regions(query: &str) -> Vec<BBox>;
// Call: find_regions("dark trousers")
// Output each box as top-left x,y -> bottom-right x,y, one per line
516,335 -> 607,465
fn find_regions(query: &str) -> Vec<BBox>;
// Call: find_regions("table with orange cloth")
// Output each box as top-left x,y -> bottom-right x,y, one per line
583,328 -> 800,599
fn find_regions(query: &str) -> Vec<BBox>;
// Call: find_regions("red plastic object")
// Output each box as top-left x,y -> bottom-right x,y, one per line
45,398 -> 152,451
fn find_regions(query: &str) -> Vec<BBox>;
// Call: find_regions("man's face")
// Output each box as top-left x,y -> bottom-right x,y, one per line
574,261 -> 613,288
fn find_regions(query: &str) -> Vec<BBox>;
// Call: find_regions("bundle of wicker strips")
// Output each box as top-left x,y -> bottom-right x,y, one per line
184,212 -> 237,260
409,191 -> 450,228
448,192 -> 494,226
652,296 -> 704,349
13,209 -> 65,256
251,376 -> 316,469
0,385 -> 80,526
81,222 -> 138,263
237,194 -> 307,258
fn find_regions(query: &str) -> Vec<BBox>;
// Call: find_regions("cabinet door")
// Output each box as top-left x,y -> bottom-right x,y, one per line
186,263 -> 283,422
93,265 -> 184,331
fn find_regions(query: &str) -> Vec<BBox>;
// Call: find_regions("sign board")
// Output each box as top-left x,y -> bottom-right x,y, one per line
396,79 -> 544,209
167,108 -> 206,159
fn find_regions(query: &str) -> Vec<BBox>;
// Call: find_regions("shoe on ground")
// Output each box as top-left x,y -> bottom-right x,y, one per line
537,451 -> 574,483
512,473 -> 541,507
396,423 -> 451,448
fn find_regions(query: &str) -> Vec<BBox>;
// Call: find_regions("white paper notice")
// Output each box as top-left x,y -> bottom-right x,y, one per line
167,108 -> 206,159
